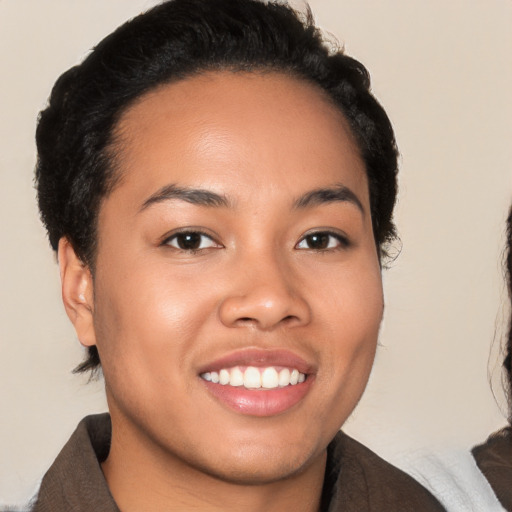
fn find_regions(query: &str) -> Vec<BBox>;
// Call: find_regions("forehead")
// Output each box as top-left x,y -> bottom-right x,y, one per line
109,71 -> 367,206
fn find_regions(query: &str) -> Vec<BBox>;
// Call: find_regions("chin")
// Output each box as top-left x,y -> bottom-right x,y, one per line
199,454 -> 317,486
183,436 -> 325,486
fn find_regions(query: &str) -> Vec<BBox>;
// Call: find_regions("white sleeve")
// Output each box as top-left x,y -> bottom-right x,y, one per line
403,448 -> 506,512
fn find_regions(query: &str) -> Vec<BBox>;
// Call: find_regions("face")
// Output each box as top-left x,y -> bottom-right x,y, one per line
69,72 -> 383,483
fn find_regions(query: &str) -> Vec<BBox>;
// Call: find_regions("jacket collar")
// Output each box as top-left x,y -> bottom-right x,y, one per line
33,413 -> 444,512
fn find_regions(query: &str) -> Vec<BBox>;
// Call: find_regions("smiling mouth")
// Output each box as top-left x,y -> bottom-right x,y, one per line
198,348 -> 314,416
200,366 -> 306,389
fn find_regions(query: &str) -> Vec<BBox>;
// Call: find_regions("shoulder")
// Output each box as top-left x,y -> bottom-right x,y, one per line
473,427 -> 512,511
400,444 -> 507,511
30,414 -> 118,512
325,432 -> 445,511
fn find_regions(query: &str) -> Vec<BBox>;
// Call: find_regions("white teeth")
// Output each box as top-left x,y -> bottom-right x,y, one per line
278,368 -> 290,387
230,367 -> 244,387
261,367 -> 279,389
201,366 -> 306,389
244,367 -> 261,389
219,369 -> 230,385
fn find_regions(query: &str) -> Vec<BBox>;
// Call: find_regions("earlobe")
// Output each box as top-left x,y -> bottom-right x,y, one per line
58,238 -> 97,348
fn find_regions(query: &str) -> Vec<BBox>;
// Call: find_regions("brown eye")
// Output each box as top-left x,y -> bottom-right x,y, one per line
304,233 -> 330,249
296,231 -> 349,250
165,231 -> 219,251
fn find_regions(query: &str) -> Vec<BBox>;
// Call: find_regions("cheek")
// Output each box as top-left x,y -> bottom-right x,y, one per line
91,261 -> 217,381
317,271 -> 382,431
313,257 -> 383,381
316,254 -> 382,330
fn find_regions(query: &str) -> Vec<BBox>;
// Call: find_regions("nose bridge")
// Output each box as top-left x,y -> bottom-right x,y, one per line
218,245 -> 310,329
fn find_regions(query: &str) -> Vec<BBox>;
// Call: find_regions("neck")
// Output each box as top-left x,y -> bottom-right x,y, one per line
101,414 -> 327,512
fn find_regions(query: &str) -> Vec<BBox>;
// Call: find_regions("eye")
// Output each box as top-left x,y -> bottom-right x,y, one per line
163,231 -> 220,251
296,231 -> 349,251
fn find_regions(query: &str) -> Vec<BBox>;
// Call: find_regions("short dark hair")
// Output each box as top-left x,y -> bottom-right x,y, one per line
36,0 -> 399,374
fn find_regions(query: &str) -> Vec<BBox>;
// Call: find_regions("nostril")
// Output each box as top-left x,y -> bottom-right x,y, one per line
233,315 -> 297,329
238,315 -> 296,324
219,293 -> 311,329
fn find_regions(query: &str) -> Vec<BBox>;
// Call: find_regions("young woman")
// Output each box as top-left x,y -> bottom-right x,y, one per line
472,207 -> 512,511
30,0 -> 444,510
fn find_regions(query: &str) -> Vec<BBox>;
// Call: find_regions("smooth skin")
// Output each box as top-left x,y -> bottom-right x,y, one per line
59,71 -> 384,512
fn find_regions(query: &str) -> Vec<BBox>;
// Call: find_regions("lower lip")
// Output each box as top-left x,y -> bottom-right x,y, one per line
201,377 -> 314,417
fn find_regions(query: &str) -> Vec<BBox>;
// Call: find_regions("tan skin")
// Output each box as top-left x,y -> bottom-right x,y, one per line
59,72 -> 383,511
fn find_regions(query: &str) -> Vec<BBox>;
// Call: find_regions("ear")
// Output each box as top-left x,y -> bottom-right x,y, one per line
58,237 -> 97,348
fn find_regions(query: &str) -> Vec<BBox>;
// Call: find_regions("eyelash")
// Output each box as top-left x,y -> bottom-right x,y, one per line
295,230 -> 350,251
162,230 -> 221,252
161,229 -> 350,253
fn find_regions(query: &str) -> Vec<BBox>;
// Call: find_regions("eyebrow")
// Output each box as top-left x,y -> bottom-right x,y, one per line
140,184 -> 230,211
139,182 -> 364,215
293,184 -> 365,215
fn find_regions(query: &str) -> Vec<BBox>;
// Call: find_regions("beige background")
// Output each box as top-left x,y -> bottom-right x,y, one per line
1,0 -> 511,506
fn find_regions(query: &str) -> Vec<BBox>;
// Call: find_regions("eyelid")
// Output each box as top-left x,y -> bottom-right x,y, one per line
295,229 -> 351,250
160,227 -> 223,248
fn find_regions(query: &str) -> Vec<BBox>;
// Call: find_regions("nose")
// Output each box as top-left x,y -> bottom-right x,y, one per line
218,252 -> 312,330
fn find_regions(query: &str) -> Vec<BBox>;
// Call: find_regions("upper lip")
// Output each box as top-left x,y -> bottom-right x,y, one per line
197,347 -> 315,375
